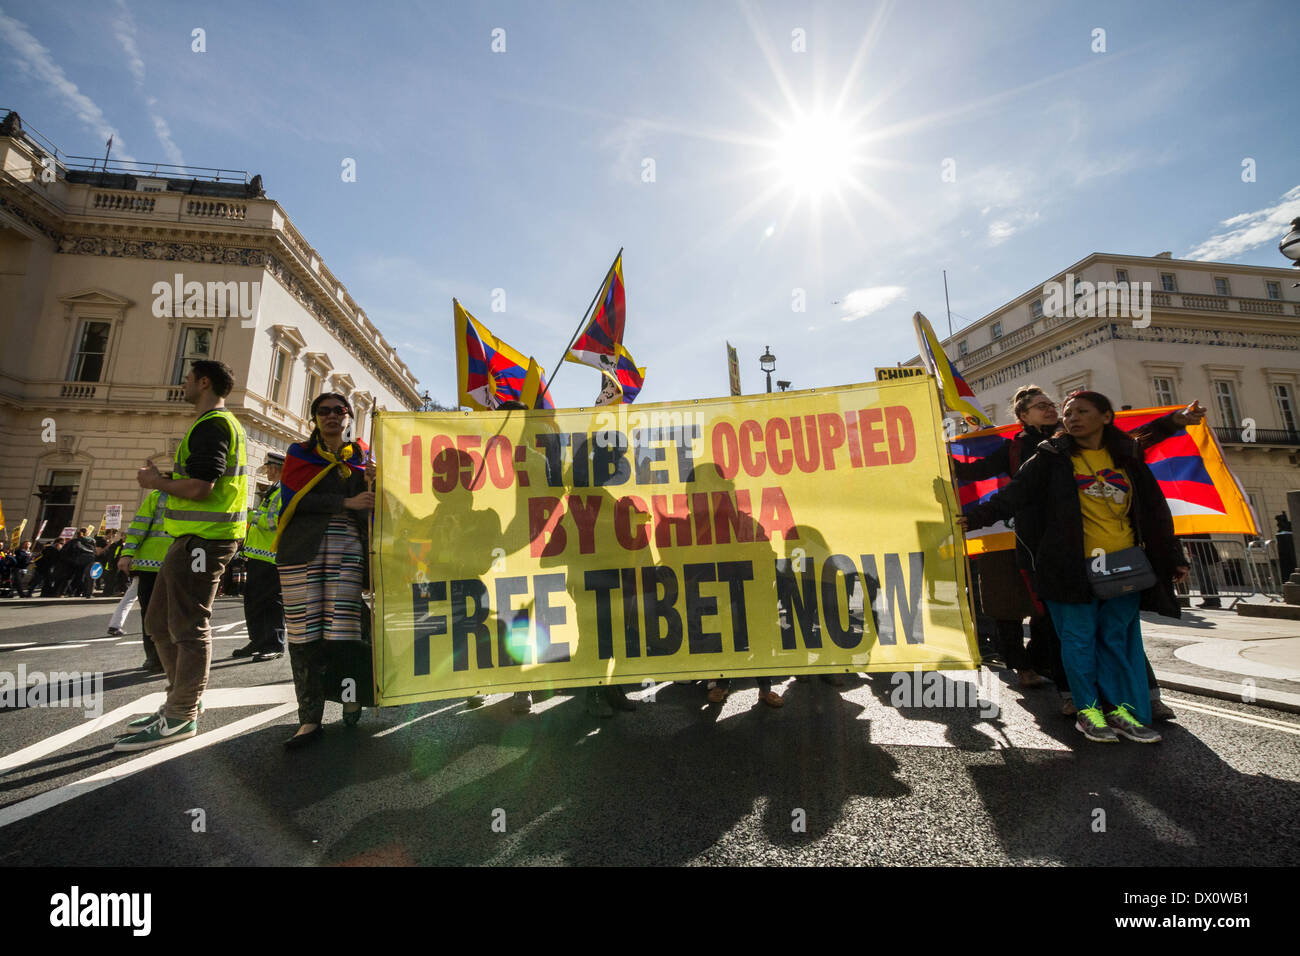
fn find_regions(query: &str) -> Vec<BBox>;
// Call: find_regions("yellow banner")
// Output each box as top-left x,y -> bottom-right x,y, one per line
372,380 -> 979,704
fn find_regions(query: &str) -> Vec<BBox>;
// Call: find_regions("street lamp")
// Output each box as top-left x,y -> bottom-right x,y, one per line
760,346 -> 776,393
1281,217 -> 1300,286
777,380 -> 792,392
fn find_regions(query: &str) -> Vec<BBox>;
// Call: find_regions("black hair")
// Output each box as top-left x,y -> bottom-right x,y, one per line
307,392 -> 353,445
191,359 -> 235,397
1063,389 -> 1132,461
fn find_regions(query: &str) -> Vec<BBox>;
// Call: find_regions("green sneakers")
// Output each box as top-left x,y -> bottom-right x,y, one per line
1075,705 -> 1120,743
1106,704 -> 1163,744
113,715 -> 197,751
124,698 -> 204,731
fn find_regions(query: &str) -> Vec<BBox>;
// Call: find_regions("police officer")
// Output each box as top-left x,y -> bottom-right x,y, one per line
115,359 -> 248,751
233,452 -> 287,661
116,489 -> 173,672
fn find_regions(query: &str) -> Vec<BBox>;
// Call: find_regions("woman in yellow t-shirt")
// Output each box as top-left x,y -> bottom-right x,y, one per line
960,391 -> 1189,745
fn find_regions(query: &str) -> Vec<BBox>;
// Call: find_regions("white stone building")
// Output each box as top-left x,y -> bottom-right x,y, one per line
0,111 -> 421,539
906,250 -> 1300,532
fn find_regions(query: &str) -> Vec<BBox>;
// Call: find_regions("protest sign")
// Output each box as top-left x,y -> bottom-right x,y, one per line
372,380 -> 978,704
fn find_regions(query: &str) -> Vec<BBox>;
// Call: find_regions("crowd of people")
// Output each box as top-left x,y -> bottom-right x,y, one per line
5,355 -> 1212,754
0,527 -> 128,599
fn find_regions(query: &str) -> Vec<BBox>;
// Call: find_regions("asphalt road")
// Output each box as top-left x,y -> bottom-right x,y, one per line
2,598 -> 1298,866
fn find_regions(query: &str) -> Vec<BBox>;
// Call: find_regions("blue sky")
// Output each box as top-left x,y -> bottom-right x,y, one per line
2,0 -> 1297,408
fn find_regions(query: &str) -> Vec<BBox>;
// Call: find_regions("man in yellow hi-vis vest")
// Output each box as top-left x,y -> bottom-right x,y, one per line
115,359 -> 248,751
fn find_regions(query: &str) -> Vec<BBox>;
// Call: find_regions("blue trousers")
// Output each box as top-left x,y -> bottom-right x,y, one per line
1044,594 -> 1151,726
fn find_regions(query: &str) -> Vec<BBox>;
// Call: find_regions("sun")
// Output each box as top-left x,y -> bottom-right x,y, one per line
772,109 -> 860,199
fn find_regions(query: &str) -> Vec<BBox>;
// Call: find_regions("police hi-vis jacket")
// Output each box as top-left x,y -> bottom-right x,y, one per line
241,484 -> 282,564
122,490 -> 173,571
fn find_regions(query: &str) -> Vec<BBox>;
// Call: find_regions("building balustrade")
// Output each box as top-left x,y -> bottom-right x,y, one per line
1214,426 -> 1300,446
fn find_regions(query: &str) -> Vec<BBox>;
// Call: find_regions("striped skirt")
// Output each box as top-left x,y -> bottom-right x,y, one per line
279,513 -> 367,644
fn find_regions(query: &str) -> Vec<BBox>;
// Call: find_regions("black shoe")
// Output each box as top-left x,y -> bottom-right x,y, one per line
251,648 -> 284,661
342,706 -> 362,728
231,642 -> 258,658
1198,599 -> 1222,609
605,686 -> 637,712
142,658 -> 165,675
284,726 -> 323,750
107,627 -> 124,637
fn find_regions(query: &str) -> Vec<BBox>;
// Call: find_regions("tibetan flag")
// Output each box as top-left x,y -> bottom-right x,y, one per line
567,252 -> 646,403
913,311 -> 991,428
455,300 -> 536,411
593,342 -> 646,405
951,406 -> 1258,555
1117,407 -> 1257,535
521,357 -> 556,411
568,253 -> 626,372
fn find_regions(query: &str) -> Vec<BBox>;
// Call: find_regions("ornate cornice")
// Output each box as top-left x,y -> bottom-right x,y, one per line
0,189 -> 62,242
970,322 -> 1300,393
40,231 -> 415,405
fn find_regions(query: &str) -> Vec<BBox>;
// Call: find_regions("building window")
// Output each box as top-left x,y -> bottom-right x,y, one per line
1152,377 -> 1176,407
992,322 -> 1003,339
1160,273 -> 1177,292
957,340 -> 968,357
1213,380 -> 1241,429
1266,280 -> 1282,301
983,405 -> 996,425
173,326 -> 213,383
1274,383 -> 1298,433
1029,299 -> 1042,319
39,471 -> 81,538
269,349 -> 290,406
1214,277 -> 1231,296
1115,269 -> 1129,284
67,320 -> 111,382
303,370 -> 321,420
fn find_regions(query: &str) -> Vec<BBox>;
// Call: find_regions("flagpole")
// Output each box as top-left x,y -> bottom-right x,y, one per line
943,269 -> 953,339
546,247 -> 622,394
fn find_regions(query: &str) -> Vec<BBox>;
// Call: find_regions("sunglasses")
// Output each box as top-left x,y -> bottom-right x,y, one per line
317,405 -> 350,417
1024,400 -> 1056,412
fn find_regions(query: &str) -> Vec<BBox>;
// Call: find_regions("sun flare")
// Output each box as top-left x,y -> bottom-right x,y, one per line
772,109 -> 859,198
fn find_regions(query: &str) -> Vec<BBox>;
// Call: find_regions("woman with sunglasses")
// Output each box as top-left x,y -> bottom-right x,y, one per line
276,393 -> 376,749
960,390 -> 1189,744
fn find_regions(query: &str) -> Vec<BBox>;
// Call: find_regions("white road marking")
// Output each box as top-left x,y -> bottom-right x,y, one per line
371,700 -> 465,737
17,644 -> 88,651
1164,695 -> 1300,735
0,684 -> 296,776
0,643 -> 36,649
0,703 -> 297,829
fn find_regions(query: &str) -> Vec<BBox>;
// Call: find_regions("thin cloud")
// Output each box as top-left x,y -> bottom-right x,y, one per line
839,285 -> 907,321
111,0 -> 185,166
110,0 -> 145,83
147,97 -> 184,167
0,8 -> 135,161
1184,185 -> 1300,261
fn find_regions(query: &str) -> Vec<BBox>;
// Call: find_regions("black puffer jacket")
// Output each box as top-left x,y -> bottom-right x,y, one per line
964,432 -> 1187,618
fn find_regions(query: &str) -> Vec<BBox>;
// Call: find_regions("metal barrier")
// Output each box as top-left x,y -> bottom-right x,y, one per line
1244,535 -> 1285,600
1176,535 -> 1283,607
